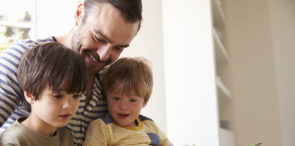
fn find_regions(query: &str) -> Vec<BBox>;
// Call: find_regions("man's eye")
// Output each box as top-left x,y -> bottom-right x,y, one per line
114,47 -> 123,52
97,38 -> 105,43
94,35 -> 106,43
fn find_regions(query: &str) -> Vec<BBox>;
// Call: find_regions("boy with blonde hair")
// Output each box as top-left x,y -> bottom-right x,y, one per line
83,57 -> 171,146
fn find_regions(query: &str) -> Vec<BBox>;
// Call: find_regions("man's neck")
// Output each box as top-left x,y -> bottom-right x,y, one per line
55,29 -> 73,49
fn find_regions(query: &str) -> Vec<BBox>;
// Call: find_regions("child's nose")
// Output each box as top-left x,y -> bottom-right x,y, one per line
119,101 -> 128,110
62,99 -> 72,109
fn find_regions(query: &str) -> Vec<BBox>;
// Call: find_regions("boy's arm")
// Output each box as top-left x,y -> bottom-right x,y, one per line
83,119 -> 109,146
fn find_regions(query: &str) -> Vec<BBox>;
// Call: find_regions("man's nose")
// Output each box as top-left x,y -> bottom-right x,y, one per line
97,45 -> 112,61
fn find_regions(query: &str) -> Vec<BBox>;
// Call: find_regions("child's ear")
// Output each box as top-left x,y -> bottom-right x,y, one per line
23,91 -> 35,104
142,102 -> 147,108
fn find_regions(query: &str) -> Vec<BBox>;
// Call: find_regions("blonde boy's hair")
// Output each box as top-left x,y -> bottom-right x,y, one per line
102,57 -> 153,104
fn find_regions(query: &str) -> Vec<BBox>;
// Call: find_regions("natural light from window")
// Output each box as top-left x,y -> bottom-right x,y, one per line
0,0 -> 77,53
0,0 -> 36,52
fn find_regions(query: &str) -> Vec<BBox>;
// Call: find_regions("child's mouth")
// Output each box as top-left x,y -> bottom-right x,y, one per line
59,114 -> 71,120
118,113 -> 129,119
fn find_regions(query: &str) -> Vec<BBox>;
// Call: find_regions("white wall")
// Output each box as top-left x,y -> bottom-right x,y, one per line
36,0 -> 77,37
225,0 -> 283,145
269,0 -> 295,146
162,0 -> 219,145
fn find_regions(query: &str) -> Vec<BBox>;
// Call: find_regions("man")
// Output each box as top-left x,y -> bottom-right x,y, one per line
0,0 -> 142,145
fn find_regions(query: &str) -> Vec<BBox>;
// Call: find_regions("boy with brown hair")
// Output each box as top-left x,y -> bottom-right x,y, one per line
0,42 -> 88,146
83,57 -> 171,146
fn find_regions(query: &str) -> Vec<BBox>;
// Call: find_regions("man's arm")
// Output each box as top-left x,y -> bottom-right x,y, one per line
0,42 -> 27,127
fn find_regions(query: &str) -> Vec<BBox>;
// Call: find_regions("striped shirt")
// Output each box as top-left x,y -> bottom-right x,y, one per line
0,37 -> 107,146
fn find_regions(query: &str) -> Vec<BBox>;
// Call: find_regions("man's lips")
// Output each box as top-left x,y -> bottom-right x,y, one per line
86,54 -> 104,69
88,54 -> 100,63
89,54 -> 99,63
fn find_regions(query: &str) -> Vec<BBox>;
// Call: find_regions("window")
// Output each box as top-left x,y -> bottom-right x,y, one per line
0,0 -> 79,53
0,0 -> 37,52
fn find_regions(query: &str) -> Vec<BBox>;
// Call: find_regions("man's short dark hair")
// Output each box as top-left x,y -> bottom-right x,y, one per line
83,0 -> 142,24
18,42 -> 88,100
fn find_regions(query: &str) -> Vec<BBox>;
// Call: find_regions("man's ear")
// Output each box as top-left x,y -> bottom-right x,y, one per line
74,2 -> 85,26
23,91 -> 35,104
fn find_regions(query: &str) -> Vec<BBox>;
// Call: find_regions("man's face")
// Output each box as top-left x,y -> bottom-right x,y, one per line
72,3 -> 140,76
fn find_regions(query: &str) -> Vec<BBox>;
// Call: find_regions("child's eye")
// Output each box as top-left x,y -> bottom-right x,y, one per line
130,98 -> 137,102
112,97 -> 120,101
52,94 -> 63,99
73,94 -> 82,99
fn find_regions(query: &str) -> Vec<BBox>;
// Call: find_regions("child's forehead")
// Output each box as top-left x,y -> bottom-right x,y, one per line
107,82 -> 146,97
45,85 -> 82,94
109,87 -> 136,95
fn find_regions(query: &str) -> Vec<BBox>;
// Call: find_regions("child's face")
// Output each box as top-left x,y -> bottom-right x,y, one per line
30,86 -> 81,129
107,88 -> 146,127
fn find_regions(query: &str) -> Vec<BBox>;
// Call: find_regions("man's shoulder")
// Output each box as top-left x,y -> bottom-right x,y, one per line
17,36 -> 56,48
2,36 -> 56,56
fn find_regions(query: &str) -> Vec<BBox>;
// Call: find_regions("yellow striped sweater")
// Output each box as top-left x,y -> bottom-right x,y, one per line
83,113 -> 171,146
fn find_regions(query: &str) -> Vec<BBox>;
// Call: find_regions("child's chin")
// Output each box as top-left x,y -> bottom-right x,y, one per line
53,122 -> 70,128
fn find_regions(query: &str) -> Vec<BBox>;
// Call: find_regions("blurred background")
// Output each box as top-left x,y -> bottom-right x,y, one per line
1,0 -> 294,146
0,0 -> 34,51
